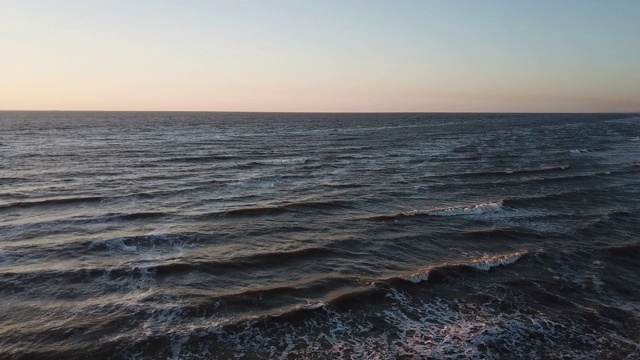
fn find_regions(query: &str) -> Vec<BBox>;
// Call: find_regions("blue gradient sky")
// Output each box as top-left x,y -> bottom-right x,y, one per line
2,0 -> 639,112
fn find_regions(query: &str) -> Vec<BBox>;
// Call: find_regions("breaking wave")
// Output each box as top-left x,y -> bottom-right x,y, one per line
384,250 -> 528,284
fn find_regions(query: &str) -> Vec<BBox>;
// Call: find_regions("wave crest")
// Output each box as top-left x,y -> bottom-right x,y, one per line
390,250 -> 528,284
372,201 -> 504,220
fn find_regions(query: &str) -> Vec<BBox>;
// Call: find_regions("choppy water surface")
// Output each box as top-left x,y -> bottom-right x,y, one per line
1,112 -> 639,359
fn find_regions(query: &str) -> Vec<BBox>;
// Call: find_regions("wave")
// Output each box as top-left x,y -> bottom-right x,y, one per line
569,149 -> 589,154
0,191 -> 164,212
501,172 -> 621,187
0,252 -> 14,268
242,158 -> 309,167
462,228 -> 545,241
0,211 -> 176,243
190,250 -> 529,322
501,185 -> 636,209
572,208 -> 636,233
319,182 -> 367,189
329,154 -> 381,160
423,169 -> 638,193
108,211 -> 170,221
421,201 -> 504,216
89,237 -> 141,253
437,165 -> 571,179
177,250 -> 531,334
157,155 -> 237,163
384,250 -> 528,284
0,246 -> 342,296
371,201 -> 504,220
203,200 -> 352,218
605,116 -> 640,125
152,246 -> 339,277
5,244 -> 529,294
88,233 -> 199,253
0,196 -> 104,211
52,243 -> 340,279
603,242 -> 640,258
180,277 -> 362,317
0,176 -> 25,182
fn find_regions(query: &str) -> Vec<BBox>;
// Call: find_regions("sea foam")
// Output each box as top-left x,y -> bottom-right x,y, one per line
422,201 -> 504,216
468,250 -> 528,271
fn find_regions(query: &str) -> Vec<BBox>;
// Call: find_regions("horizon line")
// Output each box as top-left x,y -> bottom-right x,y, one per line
1,109 -> 639,115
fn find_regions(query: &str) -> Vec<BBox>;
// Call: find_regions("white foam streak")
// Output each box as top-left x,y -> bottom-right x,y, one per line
407,201 -> 504,217
403,272 -> 429,284
469,250 -> 528,271
301,301 -> 327,310
259,158 -> 307,165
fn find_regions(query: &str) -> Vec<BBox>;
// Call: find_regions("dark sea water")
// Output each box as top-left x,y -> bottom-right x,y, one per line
1,112 -> 640,359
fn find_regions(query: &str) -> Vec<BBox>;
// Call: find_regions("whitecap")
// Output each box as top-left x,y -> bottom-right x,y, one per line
416,201 -> 504,217
301,301 -> 327,310
468,250 -> 528,271
403,271 -> 430,284
396,250 -> 527,284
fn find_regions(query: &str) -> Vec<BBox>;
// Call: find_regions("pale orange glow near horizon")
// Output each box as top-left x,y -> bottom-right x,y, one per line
2,1 -> 639,113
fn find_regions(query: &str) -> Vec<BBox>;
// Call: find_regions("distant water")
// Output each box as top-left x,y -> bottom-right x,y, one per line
1,112 -> 639,359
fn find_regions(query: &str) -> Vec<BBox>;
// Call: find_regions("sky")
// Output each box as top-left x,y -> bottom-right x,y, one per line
1,0 -> 639,112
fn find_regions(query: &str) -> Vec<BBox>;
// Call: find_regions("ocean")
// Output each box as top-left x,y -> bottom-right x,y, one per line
1,112 -> 639,359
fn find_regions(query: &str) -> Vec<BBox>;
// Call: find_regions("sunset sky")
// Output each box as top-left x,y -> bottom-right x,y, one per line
2,0 -> 639,112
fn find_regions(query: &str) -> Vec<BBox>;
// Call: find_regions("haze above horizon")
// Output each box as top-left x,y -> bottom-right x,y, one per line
2,1 -> 639,113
